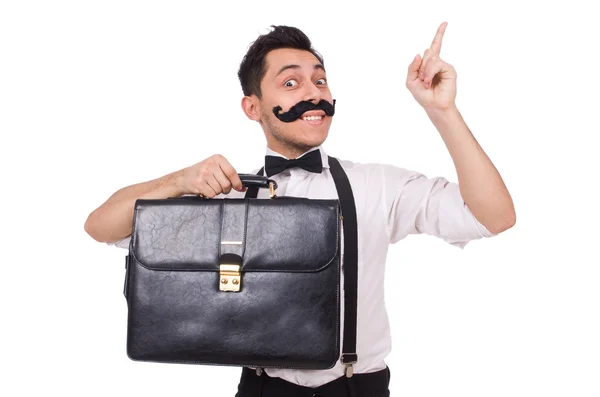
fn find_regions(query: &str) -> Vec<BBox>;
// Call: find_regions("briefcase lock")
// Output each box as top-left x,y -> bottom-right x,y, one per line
219,254 -> 243,292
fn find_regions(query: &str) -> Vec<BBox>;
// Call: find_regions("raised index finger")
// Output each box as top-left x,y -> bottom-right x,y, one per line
430,22 -> 448,56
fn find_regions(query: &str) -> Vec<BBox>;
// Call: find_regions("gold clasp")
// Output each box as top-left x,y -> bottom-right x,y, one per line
219,253 -> 242,292
219,264 -> 241,291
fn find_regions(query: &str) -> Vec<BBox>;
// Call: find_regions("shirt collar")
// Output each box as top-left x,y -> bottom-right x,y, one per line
264,144 -> 330,170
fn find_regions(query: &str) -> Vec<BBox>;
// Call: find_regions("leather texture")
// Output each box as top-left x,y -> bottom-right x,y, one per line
124,196 -> 342,369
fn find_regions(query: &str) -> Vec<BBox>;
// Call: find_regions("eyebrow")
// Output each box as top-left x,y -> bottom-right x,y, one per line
275,63 -> 325,78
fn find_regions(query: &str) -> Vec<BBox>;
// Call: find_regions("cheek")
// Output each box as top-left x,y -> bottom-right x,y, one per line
269,99 -> 292,114
262,101 -> 281,118
282,98 -> 303,111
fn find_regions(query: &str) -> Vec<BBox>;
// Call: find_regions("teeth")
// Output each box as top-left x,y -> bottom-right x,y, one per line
303,116 -> 323,121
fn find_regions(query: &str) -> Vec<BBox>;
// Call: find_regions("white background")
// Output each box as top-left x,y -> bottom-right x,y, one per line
1,0 -> 599,396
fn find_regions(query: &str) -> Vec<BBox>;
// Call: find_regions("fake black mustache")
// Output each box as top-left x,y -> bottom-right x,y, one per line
272,99 -> 336,123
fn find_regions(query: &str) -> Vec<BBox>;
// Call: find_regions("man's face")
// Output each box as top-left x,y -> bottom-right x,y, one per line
256,48 -> 334,154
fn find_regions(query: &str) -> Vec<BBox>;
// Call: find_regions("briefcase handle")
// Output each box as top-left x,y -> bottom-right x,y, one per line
238,174 -> 278,191
168,174 -> 278,200
240,173 -> 278,198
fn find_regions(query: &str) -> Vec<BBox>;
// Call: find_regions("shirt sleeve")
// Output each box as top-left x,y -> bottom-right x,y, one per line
380,164 -> 496,249
107,235 -> 131,250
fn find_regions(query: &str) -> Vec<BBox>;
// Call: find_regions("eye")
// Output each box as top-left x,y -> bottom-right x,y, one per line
316,78 -> 327,85
284,79 -> 298,87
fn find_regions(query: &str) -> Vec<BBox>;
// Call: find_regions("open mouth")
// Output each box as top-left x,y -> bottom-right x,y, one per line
300,113 -> 326,126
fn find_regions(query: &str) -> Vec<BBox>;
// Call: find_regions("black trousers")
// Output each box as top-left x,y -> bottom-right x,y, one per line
235,366 -> 391,397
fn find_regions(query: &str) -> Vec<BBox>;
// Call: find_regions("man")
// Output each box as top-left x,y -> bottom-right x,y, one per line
85,23 -> 515,397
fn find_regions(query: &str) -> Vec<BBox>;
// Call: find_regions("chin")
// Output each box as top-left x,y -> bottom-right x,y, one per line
298,130 -> 328,149
269,117 -> 332,151
298,120 -> 331,146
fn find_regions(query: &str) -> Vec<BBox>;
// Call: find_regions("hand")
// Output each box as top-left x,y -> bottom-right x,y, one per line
406,22 -> 457,112
179,154 -> 245,198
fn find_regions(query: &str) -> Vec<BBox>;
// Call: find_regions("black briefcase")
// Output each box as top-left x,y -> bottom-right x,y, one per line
122,156 -> 359,375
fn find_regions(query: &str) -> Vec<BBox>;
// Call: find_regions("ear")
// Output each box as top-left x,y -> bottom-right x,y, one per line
241,95 -> 261,121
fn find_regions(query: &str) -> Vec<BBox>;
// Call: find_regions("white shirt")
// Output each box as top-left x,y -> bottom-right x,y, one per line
109,144 -> 496,387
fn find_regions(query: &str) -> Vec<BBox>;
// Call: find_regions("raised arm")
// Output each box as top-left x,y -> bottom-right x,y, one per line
405,22 -> 516,234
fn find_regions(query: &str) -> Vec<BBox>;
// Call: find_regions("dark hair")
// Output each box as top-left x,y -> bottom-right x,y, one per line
238,25 -> 324,98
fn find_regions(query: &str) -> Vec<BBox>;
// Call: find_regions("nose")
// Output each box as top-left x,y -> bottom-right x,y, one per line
302,81 -> 323,104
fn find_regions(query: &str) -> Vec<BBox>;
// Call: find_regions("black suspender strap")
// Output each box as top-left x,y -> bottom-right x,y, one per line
243,158 -> 359,378
328,156 -> 358,378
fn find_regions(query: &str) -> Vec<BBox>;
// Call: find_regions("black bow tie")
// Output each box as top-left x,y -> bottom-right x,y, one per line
264,149 -> 323,177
